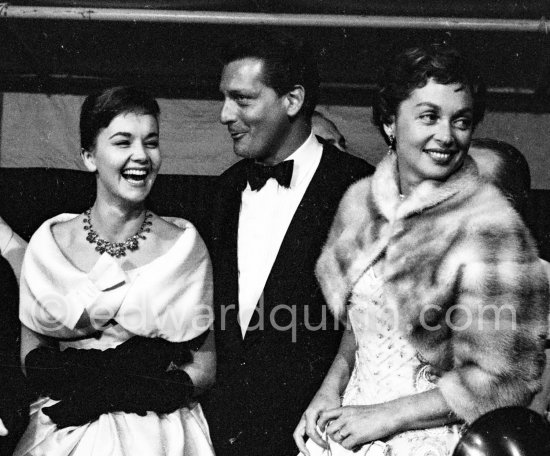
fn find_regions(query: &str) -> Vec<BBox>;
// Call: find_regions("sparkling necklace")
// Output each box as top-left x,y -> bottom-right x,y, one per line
83,208 -> 152,258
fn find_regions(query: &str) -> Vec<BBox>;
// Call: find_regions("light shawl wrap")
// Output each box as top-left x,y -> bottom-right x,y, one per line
16,214 -> 215,456
20,214 -> 213,344
317,152 -> 549,423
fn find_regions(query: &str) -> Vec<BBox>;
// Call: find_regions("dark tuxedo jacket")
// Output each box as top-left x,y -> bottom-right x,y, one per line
203,141 -> 374,456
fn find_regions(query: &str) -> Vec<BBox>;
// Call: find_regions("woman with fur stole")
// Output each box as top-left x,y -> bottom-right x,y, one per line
294,44 -> 549,456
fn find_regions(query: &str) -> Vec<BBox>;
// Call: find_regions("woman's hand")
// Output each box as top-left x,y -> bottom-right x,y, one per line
294,327 -> 357,455
294,389 -> 341,455
317,387 -> 458,451
318,403 -> 401,451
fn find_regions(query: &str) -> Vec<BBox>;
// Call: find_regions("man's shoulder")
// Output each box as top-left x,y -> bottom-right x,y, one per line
319,143 -> 375,180
214,159 -> 249,191
218,159 -> 247,180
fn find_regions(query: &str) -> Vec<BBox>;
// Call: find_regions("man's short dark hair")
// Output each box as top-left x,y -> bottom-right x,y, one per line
471,138 -> 531,221
221,31 -> 319,118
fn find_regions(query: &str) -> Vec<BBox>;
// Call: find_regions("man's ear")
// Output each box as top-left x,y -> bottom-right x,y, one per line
81,148 -> 97,173
284,85 -> 305,118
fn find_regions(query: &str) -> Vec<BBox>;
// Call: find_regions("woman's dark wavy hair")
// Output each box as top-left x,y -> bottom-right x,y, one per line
221,30 -> 319,118
372,43 -> 486,144
80,86 -> 160,151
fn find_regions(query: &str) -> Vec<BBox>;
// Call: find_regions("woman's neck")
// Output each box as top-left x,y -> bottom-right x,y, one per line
397,171 -> 421,198
89,201 -> 146,243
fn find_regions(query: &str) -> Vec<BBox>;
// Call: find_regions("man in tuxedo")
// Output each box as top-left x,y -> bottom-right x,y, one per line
203,32 -> 374,456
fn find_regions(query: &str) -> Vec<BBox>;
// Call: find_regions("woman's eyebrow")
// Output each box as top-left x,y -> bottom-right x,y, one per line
414,102 -> 439,109
108,132 -> 132,140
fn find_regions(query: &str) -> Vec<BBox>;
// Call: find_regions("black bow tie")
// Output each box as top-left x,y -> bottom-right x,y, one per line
246,160 -> 294,191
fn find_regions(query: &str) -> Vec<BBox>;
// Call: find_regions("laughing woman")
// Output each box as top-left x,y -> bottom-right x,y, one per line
294,45 -> 549,456
15,87 -> 216,456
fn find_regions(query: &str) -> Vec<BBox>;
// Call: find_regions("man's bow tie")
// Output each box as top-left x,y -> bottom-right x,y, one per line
246,160 -> 294,191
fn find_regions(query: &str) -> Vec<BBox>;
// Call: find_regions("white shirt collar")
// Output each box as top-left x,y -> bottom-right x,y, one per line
283,132 -> 323,188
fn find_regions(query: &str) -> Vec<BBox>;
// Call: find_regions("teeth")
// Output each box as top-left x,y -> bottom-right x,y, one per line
121,169 -> 148,181
123,169 -> 147,175
427,151 -> 452,161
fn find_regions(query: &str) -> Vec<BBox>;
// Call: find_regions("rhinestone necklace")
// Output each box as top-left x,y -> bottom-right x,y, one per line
83,208 -> 152,258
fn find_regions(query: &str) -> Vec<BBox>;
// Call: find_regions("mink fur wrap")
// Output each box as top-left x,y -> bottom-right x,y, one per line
316,152 -> 549,423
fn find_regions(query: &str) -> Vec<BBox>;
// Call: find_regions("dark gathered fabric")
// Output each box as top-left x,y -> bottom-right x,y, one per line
25,335 -> 197,428
202,142 -> 374,456
0,255 -> 30,454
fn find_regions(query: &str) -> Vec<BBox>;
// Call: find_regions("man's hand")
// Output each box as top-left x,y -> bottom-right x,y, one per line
293,390 -> 341,456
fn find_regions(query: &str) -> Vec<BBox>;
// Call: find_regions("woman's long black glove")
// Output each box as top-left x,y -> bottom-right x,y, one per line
118,367 -> 195,416
25,336 -> 195,427
25,345 -> 75,400
25,336 -> 192,400
42,368 -> 194,428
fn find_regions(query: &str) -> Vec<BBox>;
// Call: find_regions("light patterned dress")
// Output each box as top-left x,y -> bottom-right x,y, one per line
305,267 -> 460,456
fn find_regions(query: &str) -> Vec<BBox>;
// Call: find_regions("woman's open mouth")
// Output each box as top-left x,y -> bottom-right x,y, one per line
425,149 -> 456,165
121,168 -> 149,183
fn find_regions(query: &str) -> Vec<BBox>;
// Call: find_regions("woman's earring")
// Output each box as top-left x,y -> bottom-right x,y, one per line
388,134 -> 396,154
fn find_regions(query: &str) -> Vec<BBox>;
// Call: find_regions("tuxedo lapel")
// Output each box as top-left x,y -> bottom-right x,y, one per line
266,149 -> 333,301
213,163 -> 246,346
243,148 -> 337,343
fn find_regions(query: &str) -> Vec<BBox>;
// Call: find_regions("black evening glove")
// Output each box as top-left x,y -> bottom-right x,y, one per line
42,364 -> 194,427
25,346 -> 73,400
37,336 -> 195,428
25,336 -> 192,401
108,336 -> 193,375
118,368 -> 195,416
25,345 -> 111,400
41,375 -> 120,428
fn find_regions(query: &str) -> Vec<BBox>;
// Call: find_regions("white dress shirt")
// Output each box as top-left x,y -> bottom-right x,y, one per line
237,133 -> 323,337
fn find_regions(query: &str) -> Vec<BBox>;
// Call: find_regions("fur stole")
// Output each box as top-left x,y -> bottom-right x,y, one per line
317,152 -> 549,422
